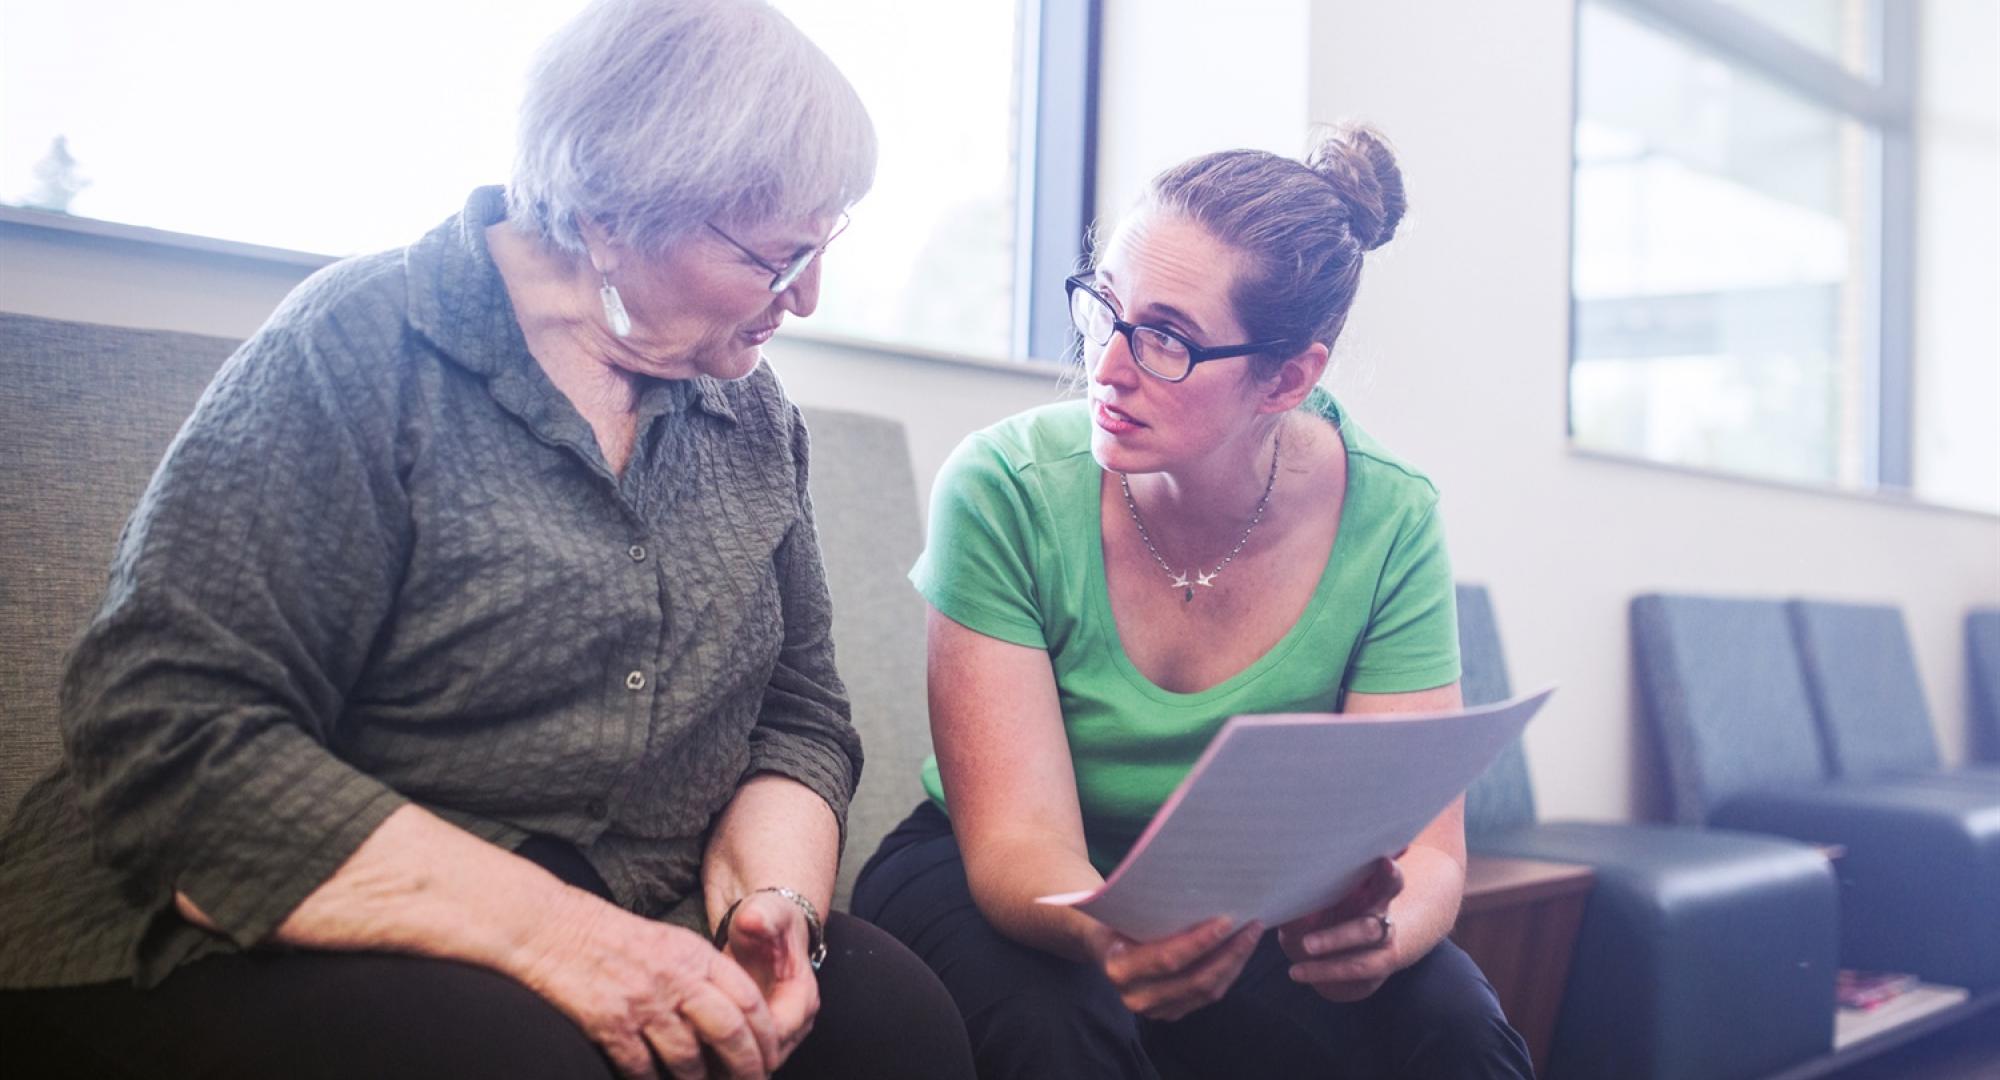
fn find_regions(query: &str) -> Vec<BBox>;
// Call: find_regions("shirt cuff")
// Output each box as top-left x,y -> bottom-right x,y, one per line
173,731 -> 409,949
745,731 -> 857,852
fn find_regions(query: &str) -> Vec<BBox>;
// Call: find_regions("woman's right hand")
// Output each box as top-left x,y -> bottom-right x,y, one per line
1088,915 -> 1264,1021
509,886 -> 780,1080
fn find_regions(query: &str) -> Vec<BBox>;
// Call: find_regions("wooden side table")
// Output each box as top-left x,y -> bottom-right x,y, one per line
1452,856 -> 1596,1077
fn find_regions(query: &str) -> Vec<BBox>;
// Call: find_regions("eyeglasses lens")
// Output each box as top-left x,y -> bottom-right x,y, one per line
1069,286 -> 1113,346
1133,328 -> 1191,380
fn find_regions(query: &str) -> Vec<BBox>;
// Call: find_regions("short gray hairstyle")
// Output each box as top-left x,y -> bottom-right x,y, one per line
508,0 -> 877,258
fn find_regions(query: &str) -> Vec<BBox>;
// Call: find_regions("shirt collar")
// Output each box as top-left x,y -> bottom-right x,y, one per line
404,186 -> 736,426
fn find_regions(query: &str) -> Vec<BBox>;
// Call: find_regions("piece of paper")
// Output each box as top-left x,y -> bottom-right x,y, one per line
1038,687 -> 1555,941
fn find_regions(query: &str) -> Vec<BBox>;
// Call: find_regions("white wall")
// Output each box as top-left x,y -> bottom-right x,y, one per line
1308,0 -> 2000,820
2,0 -> 1996,824
1913,0 -> 2000,513
1094,0 -> 1311,225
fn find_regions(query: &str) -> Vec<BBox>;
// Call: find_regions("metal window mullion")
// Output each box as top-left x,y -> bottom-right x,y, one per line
1607,0 -> 1906,124
1874,0 -> 1917,489
1012,0 -> 1100,362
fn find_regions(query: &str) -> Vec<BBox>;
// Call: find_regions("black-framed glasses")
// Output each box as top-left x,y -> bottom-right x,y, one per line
1064,275 -> 1289,382
707,214 -> 850,294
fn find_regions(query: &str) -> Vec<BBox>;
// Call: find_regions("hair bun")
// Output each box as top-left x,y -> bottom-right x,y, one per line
1305,123 -> 1405,251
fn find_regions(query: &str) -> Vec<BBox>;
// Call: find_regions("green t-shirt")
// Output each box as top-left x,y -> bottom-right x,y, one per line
911,389 -> 1460,872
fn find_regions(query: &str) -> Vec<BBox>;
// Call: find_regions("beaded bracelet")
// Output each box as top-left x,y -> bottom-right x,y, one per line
713,886 -> 827,971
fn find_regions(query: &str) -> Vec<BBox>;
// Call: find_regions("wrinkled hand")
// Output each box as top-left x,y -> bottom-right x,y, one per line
1279,856 -> 1405,1002
717,891 -> 820,1067
511,887 -> 778,1080
1090,915 -> 1264,1021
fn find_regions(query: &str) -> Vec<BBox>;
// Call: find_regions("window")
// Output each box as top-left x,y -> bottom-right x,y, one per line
1,0 -> 1095,362
1569,0 -> 1999,512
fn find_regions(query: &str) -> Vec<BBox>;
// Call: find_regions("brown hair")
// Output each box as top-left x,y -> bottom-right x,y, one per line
1134,123 -> 1405,375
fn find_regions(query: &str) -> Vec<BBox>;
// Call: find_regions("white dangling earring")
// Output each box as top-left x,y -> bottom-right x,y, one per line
598,273 -> 633,338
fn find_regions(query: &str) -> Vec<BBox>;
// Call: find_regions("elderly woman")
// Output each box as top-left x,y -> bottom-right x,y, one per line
0,2 -> 973,1078
851,127 -> 1536,1078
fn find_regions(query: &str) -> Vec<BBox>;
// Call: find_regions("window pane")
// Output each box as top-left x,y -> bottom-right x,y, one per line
1,0 -> 589,255
1713,0 -> 1882,80
771,1 -> 1020,360
1571,0 -> 1878,489
2,0 -> 1024,360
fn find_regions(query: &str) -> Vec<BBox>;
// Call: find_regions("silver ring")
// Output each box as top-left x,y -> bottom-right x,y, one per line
1370,912 -> 1393,945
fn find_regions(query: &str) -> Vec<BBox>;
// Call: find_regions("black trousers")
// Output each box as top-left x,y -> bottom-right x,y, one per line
2,836 -> 975,1080
852,803 -> 1535,1080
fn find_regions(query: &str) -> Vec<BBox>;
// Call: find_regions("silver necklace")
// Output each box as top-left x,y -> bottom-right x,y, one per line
1119,428 -> 1282,604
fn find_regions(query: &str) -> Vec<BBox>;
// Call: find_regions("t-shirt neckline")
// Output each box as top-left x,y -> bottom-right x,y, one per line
1087,394 -> 1353,706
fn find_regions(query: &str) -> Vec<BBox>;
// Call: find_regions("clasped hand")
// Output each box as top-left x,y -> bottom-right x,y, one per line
512,887 -> 817,1079
1277,855 -> 1405,1002
1090,855 -> 1405,1019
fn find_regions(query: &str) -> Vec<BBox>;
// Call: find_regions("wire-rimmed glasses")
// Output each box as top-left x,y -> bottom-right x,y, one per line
708,214 -> 851,294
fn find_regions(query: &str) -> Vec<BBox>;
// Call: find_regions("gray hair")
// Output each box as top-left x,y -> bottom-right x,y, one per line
1123,123 -> 1406,375
507,0 -> 877,258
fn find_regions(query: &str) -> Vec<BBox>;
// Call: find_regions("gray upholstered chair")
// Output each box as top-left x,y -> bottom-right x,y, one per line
1461,585 -> 1838,1080
1,314 -> 237,819
1632,593 -> 2000,990
799,408 -> 935,905
1787,599 -> 2000,788
1970,609 -> 2000,765
0,311 -> 930,911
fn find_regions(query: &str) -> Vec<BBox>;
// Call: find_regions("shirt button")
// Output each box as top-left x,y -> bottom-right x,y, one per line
628,544 -> 647,562
625,670 -> 647,691
585,798 -> 609,820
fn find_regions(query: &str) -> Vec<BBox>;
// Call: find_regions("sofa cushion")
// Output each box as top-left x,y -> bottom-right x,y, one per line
1713,779 -> 2000,990
1476,822 -> 1837,1080
0,313 -> 237,819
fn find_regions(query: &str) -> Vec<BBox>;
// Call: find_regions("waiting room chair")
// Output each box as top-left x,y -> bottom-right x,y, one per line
1461,585 -> 1838,1080
1787,599 -> 2000,787
1631,593 -> 2000,991
1969,609 -> 2000,765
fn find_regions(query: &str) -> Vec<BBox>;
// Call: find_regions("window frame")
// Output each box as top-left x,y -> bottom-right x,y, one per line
1567,0 -> 1919,491
1014,0 -> 1103,362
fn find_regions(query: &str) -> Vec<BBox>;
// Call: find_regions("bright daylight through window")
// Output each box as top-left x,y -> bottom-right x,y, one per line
0,0 -> 1026,362
1570,0 -> 1997,513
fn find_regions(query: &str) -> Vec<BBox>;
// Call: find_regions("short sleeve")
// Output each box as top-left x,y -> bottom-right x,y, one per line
909,433 -> 1047,649
1345,500 -> 1461,694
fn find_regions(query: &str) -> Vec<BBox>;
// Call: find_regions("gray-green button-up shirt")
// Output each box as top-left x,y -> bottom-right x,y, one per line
0,187 -> 861,988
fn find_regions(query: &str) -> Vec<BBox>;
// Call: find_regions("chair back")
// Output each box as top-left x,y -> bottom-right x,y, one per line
1631,593 -> 1829,824
0,313 -> 234,819
1457,583 -> 1537,836
797,407 -> 933,906
1787,600 -> 1939,778
1970,609 -> 2000,764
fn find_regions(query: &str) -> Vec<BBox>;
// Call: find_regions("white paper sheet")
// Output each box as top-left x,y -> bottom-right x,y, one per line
1038,687 -> 1555,941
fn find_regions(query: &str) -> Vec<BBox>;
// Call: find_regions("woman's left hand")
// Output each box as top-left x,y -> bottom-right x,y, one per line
718,891 -> 820,1066
1278,856 -> 1406,1002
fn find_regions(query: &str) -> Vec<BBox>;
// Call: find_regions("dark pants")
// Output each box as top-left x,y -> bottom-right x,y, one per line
852,803 -> 1534,1080
2,836 -> 976,1080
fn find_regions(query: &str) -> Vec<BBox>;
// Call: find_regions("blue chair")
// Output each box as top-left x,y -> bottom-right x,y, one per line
1461,585 -> 1838,1080
1970,609 -> 2000,765
1787,600 -> 2000,787
1632,593 -> 2000,991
